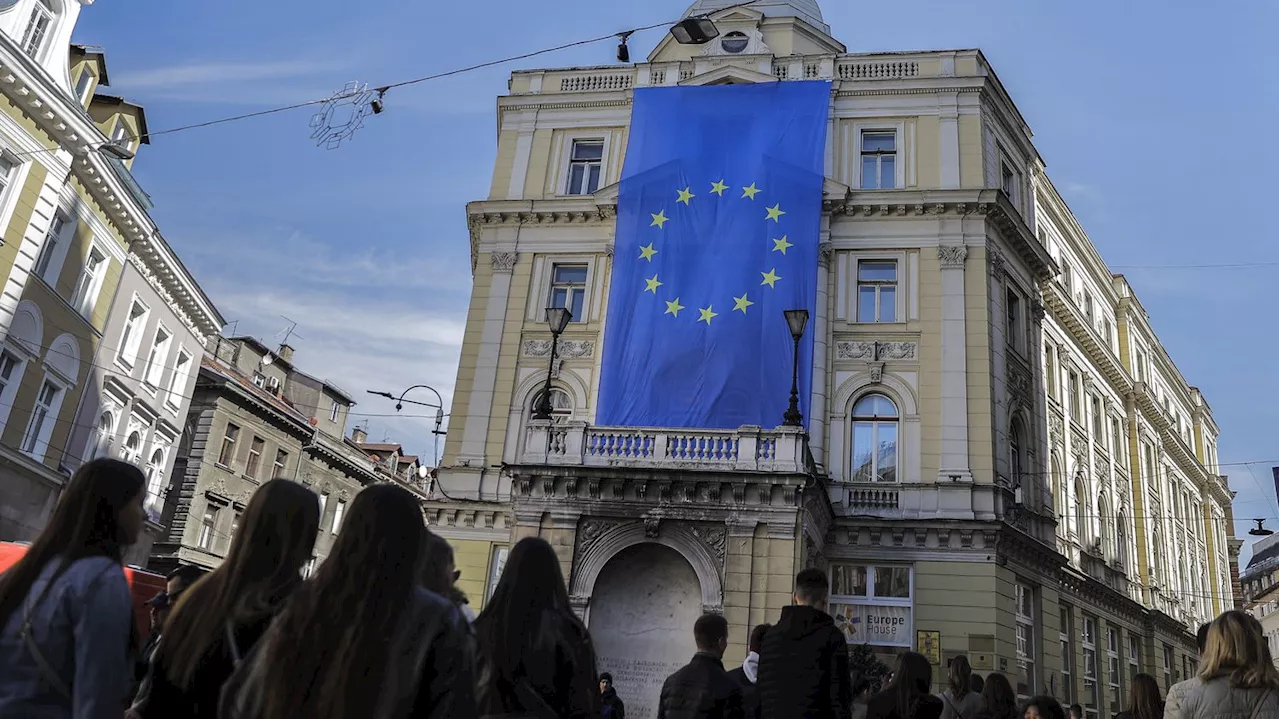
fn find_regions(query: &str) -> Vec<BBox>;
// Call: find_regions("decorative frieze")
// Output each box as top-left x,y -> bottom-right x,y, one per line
1049,414 -> 1064,446
835,340 -> 917,361
128,252 -> 208,346
818,241 -> 834,268
522,338 -> 596,358
1006,357 -> 1033,402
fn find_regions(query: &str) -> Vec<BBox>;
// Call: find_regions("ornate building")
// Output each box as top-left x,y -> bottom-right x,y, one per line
0,1 -> 222,564
429,1 -> 1237,715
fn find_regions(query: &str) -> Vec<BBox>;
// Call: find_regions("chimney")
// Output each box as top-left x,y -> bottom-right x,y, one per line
277,344 -> 295,363
351,426 -> 367,444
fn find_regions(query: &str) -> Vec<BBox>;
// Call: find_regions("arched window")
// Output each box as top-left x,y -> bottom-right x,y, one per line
1051,455 -> 1066,534
122,430 -> 141,465
1073,476 -> 1088,541
1097,495 -> 1112,558
1009,420 -> 1025,494
1116,509 -> 1128,572
144,449 -> 165,515
529,387 -> 573,424
850,393 -> 898,483
85,411 -> 113,462
21,0 -> 55,58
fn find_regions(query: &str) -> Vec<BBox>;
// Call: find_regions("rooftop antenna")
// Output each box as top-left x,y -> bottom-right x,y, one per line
277,316 -> 303,347
224,320 -> 239,337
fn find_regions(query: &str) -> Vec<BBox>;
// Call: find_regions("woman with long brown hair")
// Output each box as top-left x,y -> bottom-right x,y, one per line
976,672 -> 1017,719
867,651 -> 944,719
472,536 -> 600,718
219,483 -> 476,718
134,478 -> 319,718
1179,610 -> 1278,719
1116,673 -> 1163,719
0,458 -> 147,718
938,655 -> 984,719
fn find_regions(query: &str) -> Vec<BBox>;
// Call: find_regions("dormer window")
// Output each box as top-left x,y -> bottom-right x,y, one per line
111,119 -> 135,153
73,69 -> 94,105
21,0 -> 54,58
720,31 -> 749,54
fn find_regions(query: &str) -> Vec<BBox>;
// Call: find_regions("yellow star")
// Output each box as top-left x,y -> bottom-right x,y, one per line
676,187 -> 695,205
765,204 -> 786,222
710,179 -> 729,196
733,294 -> 754,313
698,306 -> 718,325
650,210 -> 669,228
638,243 -> 658,261
760,268 -> 781,288
664,298 -> 684,318
741,183 -> 761,200
772,235 -> 793,254
644,274 -> 663,293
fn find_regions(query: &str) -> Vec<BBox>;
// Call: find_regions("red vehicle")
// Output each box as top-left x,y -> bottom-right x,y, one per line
0,540 -> 166,639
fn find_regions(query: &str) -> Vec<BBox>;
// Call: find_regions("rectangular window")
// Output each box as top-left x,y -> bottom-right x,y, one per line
332,499 -> 346,534
1084,294 -> 1095,324
1061,261 -> 1074,296
0,157 -> 15,200
116,299 -> 150,368
1068,371 -> 1081,422
230,511 -> 241,542
245,436 -> 264,478
1107,627 -> 1121,703
1162,644 -> 1174,690
71,246 -> 107,317
20,379 -> 59,456
566,140 -> 603,195
1061,606 -> 1075,702
272,449 -> 288,479
32,213 -> 66,281
487,545 -> 509,602
1001,161 -> 1019,203
0,351 -> 20,401
1006,289 -> 1023,353
166,350 -> 191,410
1135,349 -> 1148,383
1102,320 -> 1113,351
1091,396 -> 1103,439
74,69 -> 94,104
318,492 -> 329,522
142,327 -> 171,388
197,504 -> 219,550
828,564 -> 912,647
1044,346 -> 1057,398
21,0 -> 52,57
1128,634 -> 1142,685
549,264 -> 588,322
860,131 -> 896,189
328,399 -> 339,423
1111,418 -> 1123,459
1015,583 -> 1037,696
856,260 -> 897,323
218,423 -> 239,467
111,119 -> 135,153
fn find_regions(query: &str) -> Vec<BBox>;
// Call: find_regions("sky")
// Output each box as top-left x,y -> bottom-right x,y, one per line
71,0 -> 1277,555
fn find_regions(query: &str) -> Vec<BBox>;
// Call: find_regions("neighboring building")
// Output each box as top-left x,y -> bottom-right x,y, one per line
150,336 -> 423,574
0,3 -> 222,562
350,425 -> 430,488
1241,534 -> 1279,670
428,1 -> 1240,715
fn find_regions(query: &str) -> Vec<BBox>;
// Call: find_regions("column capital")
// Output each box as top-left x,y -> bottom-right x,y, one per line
491,251 -> 518,273
818,241 -> 834,268
937,245 -> 968,268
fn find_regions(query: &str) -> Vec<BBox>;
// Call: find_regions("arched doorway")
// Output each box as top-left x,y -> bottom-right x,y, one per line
590,542 -> 701,719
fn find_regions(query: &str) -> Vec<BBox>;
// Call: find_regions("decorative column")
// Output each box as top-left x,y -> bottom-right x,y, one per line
457,251 -> 518,464
808,239 -> 833,471
936,244 -> 973,486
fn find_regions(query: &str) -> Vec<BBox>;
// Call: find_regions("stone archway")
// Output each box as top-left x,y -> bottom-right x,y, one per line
590,542 -> 701,719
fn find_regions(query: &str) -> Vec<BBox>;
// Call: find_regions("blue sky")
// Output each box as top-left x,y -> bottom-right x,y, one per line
72,0 -> 1277,552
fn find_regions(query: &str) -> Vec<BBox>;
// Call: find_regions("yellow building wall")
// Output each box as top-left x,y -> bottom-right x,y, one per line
488,129 -> 519,200
723,527 -> 796,667
441,258 -> 493,464
914,115 -> 940,189
447,536 -> 504,612
958,115 -> 985,188
483,258 -> 533,463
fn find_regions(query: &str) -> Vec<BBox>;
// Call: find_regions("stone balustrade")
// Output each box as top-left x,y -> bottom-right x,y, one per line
521,420 -> 811,474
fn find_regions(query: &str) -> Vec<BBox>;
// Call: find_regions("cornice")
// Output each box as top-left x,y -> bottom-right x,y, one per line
1042,283 -> 1131,395
0,38 -> 222,339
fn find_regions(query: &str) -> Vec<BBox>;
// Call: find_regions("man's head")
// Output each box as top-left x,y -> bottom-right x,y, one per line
793,568 -> 830,610
694,613 -> 730,658
1196,622 -> 1211,656
166,564 -> 205,595
1068,703 -> 1083,719
748,623 -> 771,654
599,672 -> 613,694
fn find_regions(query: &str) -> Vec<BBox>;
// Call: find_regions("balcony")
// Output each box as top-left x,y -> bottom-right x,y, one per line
520,420 -> 812,474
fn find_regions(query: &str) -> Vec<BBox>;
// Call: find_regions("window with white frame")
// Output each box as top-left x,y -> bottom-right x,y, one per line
1084,294 -> 1095,324
73,68 -> 94,104
318,492 -> 329,523
0,156 -> 16,201
197,503 -> 219,550
529,387 -> 573,424
1116,509 -> 1128,572
1107,627 -> 1121,706
230,510 -> 241,543
332,499 -> 346,534
1102,320 -> 1113,352
1091,396 -> 1103,439
142,326 -> 171,388
217,423 -> 239,467
110,118 -> 136,154
1161,644 -> 1174,689
116,298 -> 149,368
144,448 -> 165,516
855,260 -> 897,323
1134,348 -> 1149,383
566,140 -> 603,195
487,545 -> 509,602
850,393 -> 898,483
328,399 -> 339,423
1068,371 -> 1081,422
1010,421 -> 1025,495
1111,418 -> 1123,459
272,449 -> 288,479
122,429 -> 142,465
1044,345 -> 1057,398
828,564 -> 912,647
1001,160 -> 1018,202
859,131 -> 896,189
32,212 -> 67,282
70,245 -> 107,318
1006,289 -> 1024,354
20,378 -> 61,458
1128,633 -> 1141,678
1015,583 -> 1037,697
20,0 -> 54,58
1061,606 -> 1075,703
245,436 -> 264,479
0,350 -> 22,425
549,264 -> 588,322
166,350 -> 191,410
1074,477 -> 1089,543
86,410 -> 114,462
251,371 -> 266,389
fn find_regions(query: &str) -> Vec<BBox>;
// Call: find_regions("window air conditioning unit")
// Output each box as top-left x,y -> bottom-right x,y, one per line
267,376 -> 280,391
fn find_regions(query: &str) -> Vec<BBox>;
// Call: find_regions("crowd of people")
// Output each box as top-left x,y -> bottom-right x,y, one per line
0,458 -> 1275,719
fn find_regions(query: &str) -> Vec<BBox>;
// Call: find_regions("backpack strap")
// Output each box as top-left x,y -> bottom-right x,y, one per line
17,559 -> 115,703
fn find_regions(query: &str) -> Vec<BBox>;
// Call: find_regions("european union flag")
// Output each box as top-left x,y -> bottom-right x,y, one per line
597,81 -> 831,429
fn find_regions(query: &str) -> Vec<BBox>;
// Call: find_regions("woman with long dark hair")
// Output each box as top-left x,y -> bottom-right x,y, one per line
219,483 -> 475,718
473,536 -> 600,718
977,672 -> 1017,719
0,458 -> 146,718
1022,695 -> 1066,719
938,655 -> 984,719
1115,674 -> 1164,719
134,479 -> 319,718
868,652 -> 944,719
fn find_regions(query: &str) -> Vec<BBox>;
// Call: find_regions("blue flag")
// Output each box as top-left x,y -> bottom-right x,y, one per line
597,81 -> 831,429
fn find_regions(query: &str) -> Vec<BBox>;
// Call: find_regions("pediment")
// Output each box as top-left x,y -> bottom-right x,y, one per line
680,64 -> 778,86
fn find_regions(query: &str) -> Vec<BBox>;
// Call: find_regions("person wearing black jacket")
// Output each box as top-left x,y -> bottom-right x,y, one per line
757,569 -> 853,719
726,623 -> 770,719
657,614 -> 744,719
600,673 -> 626,719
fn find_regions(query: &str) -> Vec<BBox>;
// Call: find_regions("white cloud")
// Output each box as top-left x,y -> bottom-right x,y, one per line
116,60 -> 339,90
112,60 -> 352,106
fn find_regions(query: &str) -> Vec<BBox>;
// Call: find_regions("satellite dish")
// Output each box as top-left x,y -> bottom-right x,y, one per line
261,354 -> 274,366
417,464 -> 430,480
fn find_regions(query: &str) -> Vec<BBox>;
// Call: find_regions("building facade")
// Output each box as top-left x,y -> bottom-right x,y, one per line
0,1 -> 222,563
150,336 -> 425,574
429,2 -> 1238,715
1241,534 -> 1278,670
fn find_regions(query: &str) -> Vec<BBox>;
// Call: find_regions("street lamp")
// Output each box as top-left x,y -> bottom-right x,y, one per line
782,309 -> 809,427
1249,519 -> 1274,537
532,307 -> 572,420
669,17 -> 720,45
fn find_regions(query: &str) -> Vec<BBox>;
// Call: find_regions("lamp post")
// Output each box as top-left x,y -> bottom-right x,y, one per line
365,384 -> 447,464
533,307 -> 572,420
782,309 -> 809,427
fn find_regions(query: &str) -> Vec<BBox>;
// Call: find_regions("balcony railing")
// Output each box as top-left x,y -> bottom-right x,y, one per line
521,420 -> 811,473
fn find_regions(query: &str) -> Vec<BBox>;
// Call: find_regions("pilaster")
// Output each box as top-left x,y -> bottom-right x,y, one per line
936,244 -> 973,489
458,251 -> 518,464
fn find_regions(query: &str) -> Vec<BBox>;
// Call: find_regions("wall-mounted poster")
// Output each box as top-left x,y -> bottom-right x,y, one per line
830,602 -> 913,647
917,630 -> 941,664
